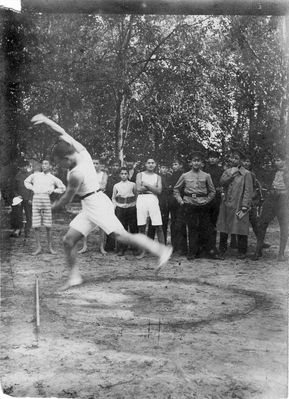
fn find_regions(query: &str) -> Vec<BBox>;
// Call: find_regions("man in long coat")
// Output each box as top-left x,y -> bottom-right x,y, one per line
217,149 -> 253,259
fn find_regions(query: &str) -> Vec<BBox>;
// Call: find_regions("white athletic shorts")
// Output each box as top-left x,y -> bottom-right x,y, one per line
136,194 -> 162,226
70,191 -> 125,237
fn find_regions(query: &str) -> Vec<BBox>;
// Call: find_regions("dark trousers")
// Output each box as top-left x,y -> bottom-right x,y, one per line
168,195 -> 187,252
230,206 -> 259,248
220,232 -> 248,254
115,206 -> 138,251
10,200 -> 32,235
180,203 -> 214,256
255,192 -> 289,256
208,194 -> 221,247
147,198 -> 169,244
249,206 -> 259,237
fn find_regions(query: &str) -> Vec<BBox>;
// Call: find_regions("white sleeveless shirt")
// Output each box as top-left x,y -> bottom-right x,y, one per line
141,172 -> 158,186
141,172 -> 158,195
67,150 -> 100,196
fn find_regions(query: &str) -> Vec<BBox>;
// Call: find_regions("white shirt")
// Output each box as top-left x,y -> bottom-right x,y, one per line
24,172 -> 66,195
112,180 -> 136,208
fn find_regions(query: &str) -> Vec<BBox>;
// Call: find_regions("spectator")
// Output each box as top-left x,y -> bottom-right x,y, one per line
148,162 -> 170,244
24,159 -> 66,255
125,156 -> 138,183
252,153 -> 289,262
174,152 -> 217,260
136,158 -> 165,258
112,167 -> 137,256
167,159 -> 187,254
203,150 -> 223,250
217,149 -> 253,259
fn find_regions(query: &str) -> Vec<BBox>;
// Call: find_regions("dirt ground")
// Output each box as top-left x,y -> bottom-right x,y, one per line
0,209 -> 288,399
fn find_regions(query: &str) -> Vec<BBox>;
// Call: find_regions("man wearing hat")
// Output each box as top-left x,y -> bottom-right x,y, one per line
217,148 -> 253,259
174,151 -> 217,260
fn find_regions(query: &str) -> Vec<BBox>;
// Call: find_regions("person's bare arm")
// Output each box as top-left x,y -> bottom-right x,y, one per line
31,114 -> 85,153
111,184 -> 118,207
100,172 -> 108,191
136,172 -> 145,194
51,170 -> 82,211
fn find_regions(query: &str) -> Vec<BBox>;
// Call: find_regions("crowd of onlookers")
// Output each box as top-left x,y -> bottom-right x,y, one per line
7,148 -> 289,261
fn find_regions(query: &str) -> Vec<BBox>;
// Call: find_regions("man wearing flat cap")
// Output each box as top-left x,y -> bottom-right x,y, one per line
217,148 -> 253,259
174,151 -> 218,260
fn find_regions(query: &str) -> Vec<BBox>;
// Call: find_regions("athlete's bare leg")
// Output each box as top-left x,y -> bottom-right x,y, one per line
61,227 -> 84,290
114,229 -> 172,274
135,225 -> 146,259
46,227 -> 57,254
156,225 -> 165,244
32,228 -> 42,255
99,229 -> 107,255
78,236 -> 88,254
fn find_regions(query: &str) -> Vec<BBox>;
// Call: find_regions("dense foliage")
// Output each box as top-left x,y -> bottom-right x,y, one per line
1,12 -> 288,177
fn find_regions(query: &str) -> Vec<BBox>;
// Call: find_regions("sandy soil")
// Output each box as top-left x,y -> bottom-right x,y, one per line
0,210 -> 288,399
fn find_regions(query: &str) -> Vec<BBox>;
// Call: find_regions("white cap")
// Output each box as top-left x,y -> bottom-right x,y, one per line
12,196 -> 23,206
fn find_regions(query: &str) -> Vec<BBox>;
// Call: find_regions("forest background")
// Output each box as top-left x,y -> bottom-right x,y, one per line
0,12 -> 288,200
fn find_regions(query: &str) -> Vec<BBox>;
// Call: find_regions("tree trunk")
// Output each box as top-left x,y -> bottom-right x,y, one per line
115,92 -> 128,165
280,16 -> 289,150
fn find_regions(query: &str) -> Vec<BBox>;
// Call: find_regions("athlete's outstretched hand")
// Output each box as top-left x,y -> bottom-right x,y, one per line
31,113 -> 48,125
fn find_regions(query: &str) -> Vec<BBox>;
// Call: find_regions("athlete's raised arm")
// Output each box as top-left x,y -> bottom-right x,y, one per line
31,114 -> 85,153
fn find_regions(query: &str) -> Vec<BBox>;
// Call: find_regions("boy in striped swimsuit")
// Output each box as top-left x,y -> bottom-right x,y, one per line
24,160 -> 66,255
31,114 -> 172,290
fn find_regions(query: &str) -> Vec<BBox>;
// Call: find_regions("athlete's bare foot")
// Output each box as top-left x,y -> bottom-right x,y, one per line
59,273 -> 84,291
136,251 -> 146,260
100,247 -> 107,256
155,246 -> 173,276
49,247 -> 57,255
78,245 -> 88,254
32,247 -> 42,256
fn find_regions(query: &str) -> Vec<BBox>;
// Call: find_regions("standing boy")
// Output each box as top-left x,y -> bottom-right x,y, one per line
112,167 -> 137,255
125,156 -> 138,183
167,159 -> 187,254
24,159 -> 66,255
104,159 -> 120,252
203,150 -> 223,248
252,153 -> 289,261
174,152 -> 217,260
136,158 -> 165,258
148,163 -> 170,244
217,149 -> 253,259
243,157 -> 267,242
31,114 -> 172,290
